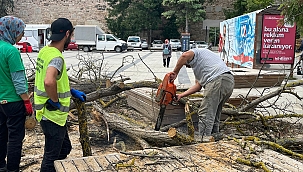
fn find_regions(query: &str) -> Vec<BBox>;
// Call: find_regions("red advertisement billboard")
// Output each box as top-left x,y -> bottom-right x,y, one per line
260,15 -> 296,64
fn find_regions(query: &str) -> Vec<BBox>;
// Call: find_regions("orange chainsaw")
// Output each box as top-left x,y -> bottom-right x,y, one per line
154,72 -> 177,131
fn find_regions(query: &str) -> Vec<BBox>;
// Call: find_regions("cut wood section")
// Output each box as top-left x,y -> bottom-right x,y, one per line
54,140 -> 303,171
83,156 -> 103,171
258,149 -> 303,172
54,161 -> 65,172
231,68 -> 286,88
125,87 -> 198,126
72,159 -> 89,171
126,87 -> 260,125
60,159 -> 78,171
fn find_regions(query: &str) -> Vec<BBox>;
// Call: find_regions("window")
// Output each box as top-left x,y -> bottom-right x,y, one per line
106,35 -> 116,41
24,30 -> 33,37
128,37 -> 140,42
98,35 -> 105,41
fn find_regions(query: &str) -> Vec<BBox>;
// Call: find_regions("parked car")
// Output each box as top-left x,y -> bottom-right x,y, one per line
65,40 -> 78,50
15,42 -> 33,53
170,39 -> 181,51
190,41 -> 196,49
127,36 -> 142,51
141,39 -> 148,50
150,40 -> 163,50
195,41 -> 208,49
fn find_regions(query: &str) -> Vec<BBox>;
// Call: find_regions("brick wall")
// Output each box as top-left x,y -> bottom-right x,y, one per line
10,0 -> 235,40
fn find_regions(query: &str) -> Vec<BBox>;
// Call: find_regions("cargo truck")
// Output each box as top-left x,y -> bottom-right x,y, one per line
74,25 -> 127,52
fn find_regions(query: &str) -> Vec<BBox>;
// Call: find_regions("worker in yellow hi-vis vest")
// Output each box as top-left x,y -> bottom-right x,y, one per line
34,18 -> 86,172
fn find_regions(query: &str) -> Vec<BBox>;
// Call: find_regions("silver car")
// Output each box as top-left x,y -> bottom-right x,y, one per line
195,41 -> 208,49
170,39 -> 181,51
150,40 -> 163,50
127,36 -> 142,51
141,39 -> 148,50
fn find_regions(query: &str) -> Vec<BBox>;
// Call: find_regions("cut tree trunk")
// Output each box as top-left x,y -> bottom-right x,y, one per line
93,103 -> 214,147
92,103 -> 177,146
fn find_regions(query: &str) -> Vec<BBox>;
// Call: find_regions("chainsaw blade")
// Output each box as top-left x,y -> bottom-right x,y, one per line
155,104 -> 166,131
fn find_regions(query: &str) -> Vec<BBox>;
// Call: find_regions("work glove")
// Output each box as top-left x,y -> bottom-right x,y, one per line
23,100 -> 33,116
70,88 -> 86,102
45,99 -> 61,111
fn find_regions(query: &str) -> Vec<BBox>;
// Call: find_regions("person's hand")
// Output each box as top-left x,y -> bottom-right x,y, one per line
23,100 -> 33,116
176,94 -> 183,101
46,99 -> 61,111
169,72 -> 177,82
70,89 -> 86,102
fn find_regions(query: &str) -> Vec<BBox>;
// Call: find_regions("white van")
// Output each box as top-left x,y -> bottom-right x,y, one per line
21,24 -> 51,52
127,36 -> 142,51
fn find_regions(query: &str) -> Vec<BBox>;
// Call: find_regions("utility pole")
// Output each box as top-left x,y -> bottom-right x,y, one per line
185,10 -> 188,33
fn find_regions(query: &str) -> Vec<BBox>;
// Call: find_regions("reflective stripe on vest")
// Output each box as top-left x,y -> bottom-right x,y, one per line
34,86 -> 71,98
35,104 -> 70,112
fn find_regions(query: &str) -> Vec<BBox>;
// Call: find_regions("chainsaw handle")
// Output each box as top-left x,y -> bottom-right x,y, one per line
168,72 -> 177,83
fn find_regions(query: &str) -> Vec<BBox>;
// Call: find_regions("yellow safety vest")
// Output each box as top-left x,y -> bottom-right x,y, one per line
34,46 -> 71,126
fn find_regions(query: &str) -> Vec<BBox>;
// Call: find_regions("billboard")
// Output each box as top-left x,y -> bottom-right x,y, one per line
219,11 -> 257,68
260,15 -> 296,64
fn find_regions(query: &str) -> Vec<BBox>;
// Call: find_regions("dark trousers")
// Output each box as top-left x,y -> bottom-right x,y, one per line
0,101 -> 26,171
40,120 -> 72,172
163,56 -> 171,67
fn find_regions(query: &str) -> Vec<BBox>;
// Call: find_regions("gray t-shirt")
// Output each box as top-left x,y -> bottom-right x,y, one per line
188,48 -> 230,87
48,57 -> 63,79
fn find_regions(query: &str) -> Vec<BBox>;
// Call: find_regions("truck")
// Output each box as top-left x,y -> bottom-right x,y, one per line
20,24 -> 51,52
74,25 -> 127,52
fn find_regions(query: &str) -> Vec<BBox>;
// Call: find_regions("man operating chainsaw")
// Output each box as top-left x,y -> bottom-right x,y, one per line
171,48 -> 234,138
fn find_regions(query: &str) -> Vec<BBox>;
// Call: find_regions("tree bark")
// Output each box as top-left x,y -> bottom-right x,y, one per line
70,81 -> 159,109
74,99 -> 92,157
92,103 -> 177,146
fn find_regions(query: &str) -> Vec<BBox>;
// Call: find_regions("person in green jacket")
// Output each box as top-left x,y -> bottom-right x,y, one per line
0,16 -> 33,172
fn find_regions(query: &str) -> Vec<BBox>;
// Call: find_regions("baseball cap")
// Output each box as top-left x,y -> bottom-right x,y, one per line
49,18 -> 73,41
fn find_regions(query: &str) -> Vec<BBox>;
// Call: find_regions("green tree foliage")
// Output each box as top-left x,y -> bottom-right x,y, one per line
105,0 -> 163,40
162,0 -> 206,32
246,0 -> 274,12
0,0 -> 14,17
223,0 -> 248,19
280,0 -> 303,34
223,0 -> 274,19
162,16 -> 181,39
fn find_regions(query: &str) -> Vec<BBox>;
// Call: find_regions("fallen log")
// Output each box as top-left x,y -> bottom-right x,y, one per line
92,102 -> 215,148
92,103 -> 177,147
160,119 -> 186,132
167,128 -> 214,144
276,137 -> 303,149
70,81 -> 159,109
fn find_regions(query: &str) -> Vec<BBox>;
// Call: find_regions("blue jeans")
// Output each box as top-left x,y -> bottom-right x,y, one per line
198,73 -> 234,136
40,120 -> 72,172
0,101 -> 26,171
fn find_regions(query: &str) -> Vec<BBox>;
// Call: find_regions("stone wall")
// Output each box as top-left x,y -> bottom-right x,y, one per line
10,0 -> 109,32
10,0 -> 235,41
